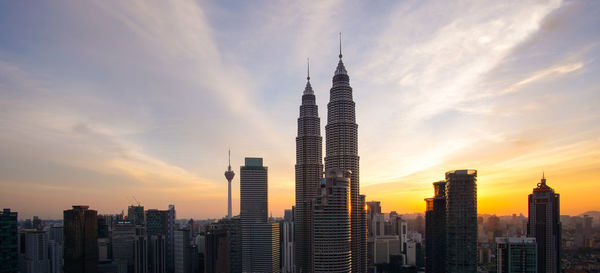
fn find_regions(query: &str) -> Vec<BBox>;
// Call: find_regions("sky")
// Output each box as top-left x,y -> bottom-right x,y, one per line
1,0 -> 599,220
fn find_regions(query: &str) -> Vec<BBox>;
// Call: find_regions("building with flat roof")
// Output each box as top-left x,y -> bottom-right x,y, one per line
496,237 -> 537,273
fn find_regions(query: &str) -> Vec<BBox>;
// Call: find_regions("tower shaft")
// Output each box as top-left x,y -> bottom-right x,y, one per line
295,71 -> 323,272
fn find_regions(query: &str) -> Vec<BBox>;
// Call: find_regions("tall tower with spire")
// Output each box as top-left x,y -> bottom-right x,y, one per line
324,34 -> 367,273
528,173 -> 561,273
224,149 -> 235,218
295,58 -> 323,273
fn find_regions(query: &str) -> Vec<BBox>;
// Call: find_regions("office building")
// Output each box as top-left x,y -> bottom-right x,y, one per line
0,208 -> 18,273
64,205 -> 98,273
313,169 -> 351,273
19,230 -> 49,273
240,157 -> 281,273
446,170 -> 477,273
496,237 -> 537,273
205,217 -> 241,273
295,60 -> 323,273
324,37 -> 367,272
281,212 -> 295,273
147,235 -> 166,273
112,221 -> 137,272
128,205 -> 145,226
527,174 -> 561,273
425,181 -> 447,273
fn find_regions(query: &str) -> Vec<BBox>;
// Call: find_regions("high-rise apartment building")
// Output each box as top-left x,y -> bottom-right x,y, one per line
496,237 -> 537,273
527,174 -> 561,273
0,208 -> 18,273
425,181 -> 447,273
324,37 -> 367,273
313,169 -> 351,273
240,157 -> 281,273
64,205 -> 98,273
446,170 -> 477,273
294,61 -> 323,273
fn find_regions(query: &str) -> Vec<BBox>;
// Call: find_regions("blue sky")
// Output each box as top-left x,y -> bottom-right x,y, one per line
1,0 -> 599,219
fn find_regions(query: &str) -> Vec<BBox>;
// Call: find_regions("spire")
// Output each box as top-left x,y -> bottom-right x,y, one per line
303,58 -> 314,95
339,32 -> 343,59
228,148 -> 231,170
334,32 -> 348,77
534,171 -> 552,192
541,171 -> 546,185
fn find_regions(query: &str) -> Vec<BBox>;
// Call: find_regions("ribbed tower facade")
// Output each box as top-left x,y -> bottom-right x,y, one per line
313,169 -> 351,273
295,63 -> 323,273
324,46 -> 367,273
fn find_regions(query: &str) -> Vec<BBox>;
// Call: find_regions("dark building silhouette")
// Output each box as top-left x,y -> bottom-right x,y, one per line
313,169 -> 351,272
295,60 -> 323,273
205,217 -> 241,273
145,209 -> 170,273
445,170 -> 477,273
240,157 -> 280,273
527,174 -> 561,273
324,36 -> 367,273
0,208 -> 18,273
425,181 -> 447,273
496,237 -> 537,273
64,205 -> 98,273
127,205 -> 145,226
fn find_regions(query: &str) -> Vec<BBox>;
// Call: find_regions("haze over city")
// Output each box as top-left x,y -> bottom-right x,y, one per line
1,0 -> 599,219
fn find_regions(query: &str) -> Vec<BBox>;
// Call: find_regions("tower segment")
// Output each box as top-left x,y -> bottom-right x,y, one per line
295,58 -> 323,272
324,34 -> 366,272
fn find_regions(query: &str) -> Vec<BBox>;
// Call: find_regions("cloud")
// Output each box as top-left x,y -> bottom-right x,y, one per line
498,62 -> 583,95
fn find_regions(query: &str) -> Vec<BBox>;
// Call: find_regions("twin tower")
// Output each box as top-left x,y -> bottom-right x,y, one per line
295,41 -> 367,273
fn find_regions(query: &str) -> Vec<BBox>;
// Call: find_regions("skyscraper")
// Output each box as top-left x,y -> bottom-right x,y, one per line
295,59 -> 323,273
445,170 -> 477,273
0,208 -> 18,273
324,35 -> 366,272
496,237 -> 537,273
527,174 -> 561,273
225,149 -> 235,219
64,205 -> 98,273
425,181 -> 447,273
313,169 -> 351,273
240,157 -> 281,273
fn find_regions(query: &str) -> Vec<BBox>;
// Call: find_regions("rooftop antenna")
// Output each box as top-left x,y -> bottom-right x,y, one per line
307,57 -> 310,81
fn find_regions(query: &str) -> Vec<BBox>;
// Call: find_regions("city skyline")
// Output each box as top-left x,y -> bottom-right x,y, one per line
1,0 -> 600,219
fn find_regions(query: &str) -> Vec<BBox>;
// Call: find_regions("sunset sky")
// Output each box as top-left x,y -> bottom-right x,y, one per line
1,0 -> 599,219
